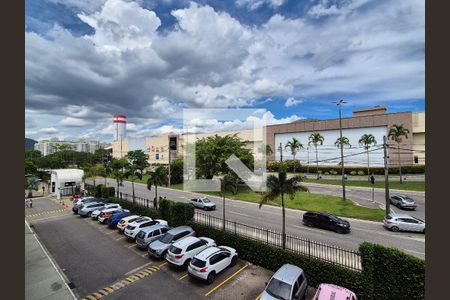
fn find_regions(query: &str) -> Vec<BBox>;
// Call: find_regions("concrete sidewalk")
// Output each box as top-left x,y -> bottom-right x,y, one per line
25,221 -> 76,300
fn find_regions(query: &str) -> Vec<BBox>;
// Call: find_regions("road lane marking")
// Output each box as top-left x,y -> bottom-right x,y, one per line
27,213 -> 72,222
204,263 -> 250,297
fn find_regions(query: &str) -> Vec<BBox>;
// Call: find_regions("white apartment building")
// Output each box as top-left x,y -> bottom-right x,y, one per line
34,139 -> 101,156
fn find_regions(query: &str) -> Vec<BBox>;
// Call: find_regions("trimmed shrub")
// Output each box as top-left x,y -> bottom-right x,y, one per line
350,171 -> 357,176
324,172 -> 330,175
170,202 -> 195,227
159,199 -> 172,221
100,186 -> 115,199
360,242 -> 425,300
357,170 -> 365,176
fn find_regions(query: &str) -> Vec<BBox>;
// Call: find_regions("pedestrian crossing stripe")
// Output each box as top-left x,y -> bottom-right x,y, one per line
81,262 -> 164,299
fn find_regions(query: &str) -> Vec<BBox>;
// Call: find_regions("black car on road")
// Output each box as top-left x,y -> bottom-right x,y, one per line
302,212 -> 351,233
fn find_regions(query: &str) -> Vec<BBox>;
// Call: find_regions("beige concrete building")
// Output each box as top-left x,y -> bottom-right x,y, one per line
35,139 -> 101,156
112,106 -> 425,167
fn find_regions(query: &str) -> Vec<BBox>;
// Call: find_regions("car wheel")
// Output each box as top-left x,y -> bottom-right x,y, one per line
230,256 -> 238,267
203,206 -> 208,211
422,228 -> 425,234
391,226 -> 399,232
183,259 -> 191,269
207,272 -> 216,284
162,251 -> 168,260
87,212 -> 92,217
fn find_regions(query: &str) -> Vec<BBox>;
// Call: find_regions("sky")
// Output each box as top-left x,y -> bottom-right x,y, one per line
25,0 -> 425,142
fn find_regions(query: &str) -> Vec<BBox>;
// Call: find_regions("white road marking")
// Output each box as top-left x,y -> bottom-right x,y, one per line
124,262 -> 154,276
27,213 -> 72,222
229,211 -> 251,217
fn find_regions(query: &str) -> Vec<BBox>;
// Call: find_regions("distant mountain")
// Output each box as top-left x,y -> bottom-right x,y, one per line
25,138 -> 37,149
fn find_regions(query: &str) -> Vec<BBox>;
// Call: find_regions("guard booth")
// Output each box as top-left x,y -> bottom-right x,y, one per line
50,169 -> 84,199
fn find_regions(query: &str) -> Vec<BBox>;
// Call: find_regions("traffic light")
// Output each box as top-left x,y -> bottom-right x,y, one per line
169,137 -> 177,151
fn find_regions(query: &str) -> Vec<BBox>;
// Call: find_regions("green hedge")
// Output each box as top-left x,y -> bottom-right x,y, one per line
189,223 -> 425,300
360,242 -> 425,300
158,199 -> 194,227
94,184 -> 116,198
267,161 -> 425,175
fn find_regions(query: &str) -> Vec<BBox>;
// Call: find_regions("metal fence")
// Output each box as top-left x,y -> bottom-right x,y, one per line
194,211 -> 362,271
84,183 -> 154,208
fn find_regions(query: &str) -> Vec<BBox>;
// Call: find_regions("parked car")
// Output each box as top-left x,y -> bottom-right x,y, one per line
72,197 -> 97,214
98,207 -> 123,224
135,224 -> 171,250
117,215 -> 142,233
303,212 -> 350,233
313,284 -> 358,300
107,211 -> 132,229
190,197 -> 216,210
166,236 -> 216,268
148,226 -> 196,259
383,213 -> 425,233
91,203 -> 122,220
124,218 -> 169,240
389,195 -> 417,210
78,202 -> 105,217
188,245 -> 238,284
261,264 -> 308,300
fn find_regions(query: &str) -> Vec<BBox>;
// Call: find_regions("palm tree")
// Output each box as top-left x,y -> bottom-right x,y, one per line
219,173 -> 238,231
147,166 -> 169,210
308,133 -> 325,179
111,158 -> 127,197
88,163 -> 104,189
126,150 -> 149,203
259,163 -> 309,249
359,134 -> 377,181
334,136 -> 351,148
258,144 -> 273,157
388,124 -> 410,184
285,138 -> 303,173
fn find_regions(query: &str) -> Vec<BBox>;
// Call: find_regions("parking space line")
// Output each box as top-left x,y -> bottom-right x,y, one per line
115,236 -> 127,240
157,262 -> 167,268
141,252 -> 149,257
106,230 -> 118,235
204,263 -> 250,297
127,243 -> 137,248
255,292 -> 263,300
178,273 -> 188,280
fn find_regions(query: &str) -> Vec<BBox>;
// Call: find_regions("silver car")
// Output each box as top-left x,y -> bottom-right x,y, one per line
390,195 -> 417,210
190,198 -> 216,211
148,226 -> 196,259
78,202 -> 105,217
135,224 -> 170,250
262,264 -> 308,300
383,213 -> 425,233
91,203 -> 122,220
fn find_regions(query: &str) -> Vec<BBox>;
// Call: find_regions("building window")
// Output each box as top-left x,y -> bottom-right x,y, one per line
414,155 -> 419,164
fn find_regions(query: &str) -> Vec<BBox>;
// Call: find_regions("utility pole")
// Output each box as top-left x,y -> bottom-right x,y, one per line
383,135 -> 390,215
168,146 -> 171,187
278,142 -> 283,162
333,99 -> 347,201
306,146 -> 309,176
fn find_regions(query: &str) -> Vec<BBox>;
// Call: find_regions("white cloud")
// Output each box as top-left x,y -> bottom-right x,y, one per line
285,97 -> 303,107
41,127 -> 59,133
60,117 -> 89,127
236,0 -> 286,10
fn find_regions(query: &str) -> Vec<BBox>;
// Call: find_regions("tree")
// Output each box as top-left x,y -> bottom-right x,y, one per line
25,160 -> 37,175
259,163 -> 309,249
258,144 -> 273,157
285,138 -> 303,173
25,149 -> 42,160
125,150 -> 149,203
25,176 -> 40,198
195,134 -> 254,179
308,133 -> 325,179
359,134 -> 377,180
110,158 -> 127,197
220,173 -> 239,231
147,166 -> 168,210
87,163 -> 104,189
388,124 -> 410,184
169,157 -> 184,185
334,136 -> 351,148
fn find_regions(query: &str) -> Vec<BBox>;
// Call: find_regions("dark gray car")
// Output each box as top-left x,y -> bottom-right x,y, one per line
135,224 -> 170,250
148,226 -> 195,259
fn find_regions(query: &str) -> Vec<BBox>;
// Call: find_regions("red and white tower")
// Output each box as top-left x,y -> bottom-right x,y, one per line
113,114 -> 127,141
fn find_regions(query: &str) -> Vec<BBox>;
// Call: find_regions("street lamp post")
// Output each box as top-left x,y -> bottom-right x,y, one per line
333,99 -> 347,201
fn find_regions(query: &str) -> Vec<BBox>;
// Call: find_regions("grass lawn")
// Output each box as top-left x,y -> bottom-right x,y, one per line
168,184 -> 385,222
302,178 -> 425,192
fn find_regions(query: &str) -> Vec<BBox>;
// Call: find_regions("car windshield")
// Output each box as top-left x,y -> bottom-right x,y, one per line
266,278 -> 292,300
135,218 -> 148,223
385,215 -> 394,220
202,198 -> 211,203
413,217 -> 425,223
402,196 -> 414,202
159,233 -> 174,244
191,258 -> 206,268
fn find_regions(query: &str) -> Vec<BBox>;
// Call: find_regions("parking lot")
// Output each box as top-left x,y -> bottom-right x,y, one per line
27,197 -> 305,300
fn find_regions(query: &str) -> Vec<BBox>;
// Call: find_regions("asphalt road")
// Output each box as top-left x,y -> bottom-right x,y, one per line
93,178 -> 425,259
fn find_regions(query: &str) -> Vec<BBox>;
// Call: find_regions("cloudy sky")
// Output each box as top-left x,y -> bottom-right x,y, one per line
25,0 -> 425,142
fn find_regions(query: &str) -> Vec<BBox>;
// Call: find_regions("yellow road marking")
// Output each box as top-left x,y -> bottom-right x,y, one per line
104,287 -> 114,293
204,263 -> 250,297
141,252 -> 149,257
106,230 -> 117,235
92,292 -> 103,298
127,243 -> 137,248
255,291 -> 263,300
179,273 -> 189,280
158,262 -> 167,267
115,236 -> 126,240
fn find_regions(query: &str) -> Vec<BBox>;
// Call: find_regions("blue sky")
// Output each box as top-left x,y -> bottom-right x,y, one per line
25,0 -> 425,141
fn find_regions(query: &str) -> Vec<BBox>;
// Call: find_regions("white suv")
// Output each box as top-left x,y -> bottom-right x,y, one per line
188,246 -> 238,284
91,203 -> 121,220
166,236 -> 216,268
124,218 -> 169,240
